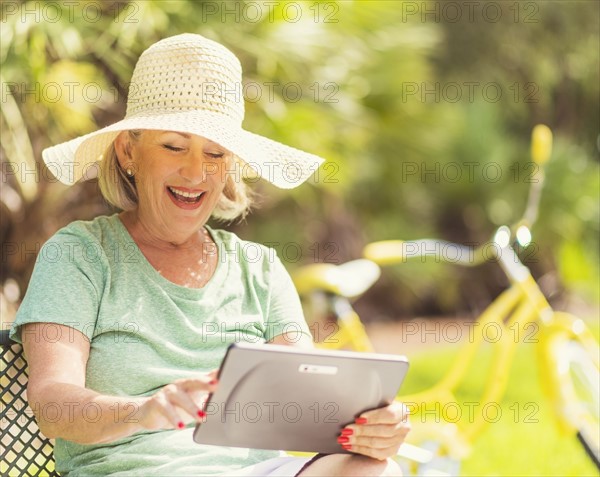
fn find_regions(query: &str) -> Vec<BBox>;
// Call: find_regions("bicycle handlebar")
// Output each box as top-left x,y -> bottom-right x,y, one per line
364,226 -> 524,270
363,238 -> 490,267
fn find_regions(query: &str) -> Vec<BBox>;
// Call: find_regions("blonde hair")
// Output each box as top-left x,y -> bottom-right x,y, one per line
98,130 -> 254,221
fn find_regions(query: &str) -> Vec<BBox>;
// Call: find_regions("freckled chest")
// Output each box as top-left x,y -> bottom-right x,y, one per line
137,240 -> 218,289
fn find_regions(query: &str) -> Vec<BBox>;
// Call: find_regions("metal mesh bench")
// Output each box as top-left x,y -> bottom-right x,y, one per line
1,329 -> 58,476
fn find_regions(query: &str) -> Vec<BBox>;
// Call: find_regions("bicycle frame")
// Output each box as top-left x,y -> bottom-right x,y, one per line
369,235 -> 599,452
293,260 -> 378,353
298,234 -> 596,456
294,125 -> 599,470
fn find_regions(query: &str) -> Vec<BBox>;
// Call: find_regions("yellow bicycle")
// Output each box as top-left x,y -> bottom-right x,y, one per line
293,125 -> 600,474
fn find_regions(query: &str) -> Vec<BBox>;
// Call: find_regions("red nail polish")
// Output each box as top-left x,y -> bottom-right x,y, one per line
341,428 -> 354,436
209,379 -> 217,385
342,444 -> 352,450
197,410 -> 206,418
337,436 -> 350,444
177,421 -> 185,429
355,417 -> 368,425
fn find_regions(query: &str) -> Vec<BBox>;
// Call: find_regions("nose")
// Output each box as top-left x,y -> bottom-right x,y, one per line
179,154 -> 216,184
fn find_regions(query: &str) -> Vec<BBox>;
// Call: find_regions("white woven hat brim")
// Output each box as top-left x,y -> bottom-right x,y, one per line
42,109 -> 324,189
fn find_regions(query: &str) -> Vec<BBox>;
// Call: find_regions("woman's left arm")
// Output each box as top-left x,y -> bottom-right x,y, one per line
263,250 -> 315,347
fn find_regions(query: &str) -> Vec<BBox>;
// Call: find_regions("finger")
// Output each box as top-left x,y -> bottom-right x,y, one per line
340,443 -> 399,461
198,393 -> 210,409
339,432 -> 403,450
163,384 -> 206,420
207,369 -> 219,382
356,401 -> 409,425
152,391 -> 186,429
338,421 -> 410,454
188,389 -> 210,411
176,377 -> 217,393
341,422 -> 406,439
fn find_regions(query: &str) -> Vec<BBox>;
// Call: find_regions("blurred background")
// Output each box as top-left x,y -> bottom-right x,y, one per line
1,1 -> 599,474
1,0 -> 598,323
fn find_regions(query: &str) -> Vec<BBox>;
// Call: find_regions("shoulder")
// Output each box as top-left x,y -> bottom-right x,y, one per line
51,214 -> 120,243
38,214 -> 121,265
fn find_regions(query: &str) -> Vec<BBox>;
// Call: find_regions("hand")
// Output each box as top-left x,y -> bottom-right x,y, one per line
336,401 -> 411,460
137,370 -> 219,431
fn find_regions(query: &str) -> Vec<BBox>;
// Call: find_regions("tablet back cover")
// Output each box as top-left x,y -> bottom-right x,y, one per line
193,343 -> 409,454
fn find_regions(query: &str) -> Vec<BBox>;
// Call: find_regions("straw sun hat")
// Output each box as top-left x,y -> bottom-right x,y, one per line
42,33 -> 325,188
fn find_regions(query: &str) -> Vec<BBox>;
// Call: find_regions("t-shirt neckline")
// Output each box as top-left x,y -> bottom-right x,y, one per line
112,213 -> 227,299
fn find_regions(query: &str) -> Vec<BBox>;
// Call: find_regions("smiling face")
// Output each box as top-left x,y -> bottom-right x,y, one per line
114,130 -> 232,245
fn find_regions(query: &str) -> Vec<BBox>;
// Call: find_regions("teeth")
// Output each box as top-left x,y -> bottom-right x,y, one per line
168,187 -> 204,199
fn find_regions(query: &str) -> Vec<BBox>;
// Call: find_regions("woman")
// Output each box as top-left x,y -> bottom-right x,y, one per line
10,34 -> 409,476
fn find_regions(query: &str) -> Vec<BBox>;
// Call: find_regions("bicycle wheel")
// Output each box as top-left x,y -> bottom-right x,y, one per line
556,338 -> 600,469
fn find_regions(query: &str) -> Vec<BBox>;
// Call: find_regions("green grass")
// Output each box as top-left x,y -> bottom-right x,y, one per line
400,339 -> 599,476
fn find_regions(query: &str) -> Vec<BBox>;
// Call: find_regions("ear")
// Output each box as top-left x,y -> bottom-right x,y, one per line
113,131 -> 134,171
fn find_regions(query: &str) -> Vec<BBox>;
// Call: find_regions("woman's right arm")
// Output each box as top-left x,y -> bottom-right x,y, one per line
23,323 -> 216,445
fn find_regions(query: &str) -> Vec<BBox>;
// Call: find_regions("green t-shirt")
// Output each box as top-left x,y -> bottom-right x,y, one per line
10,214 -> 313,476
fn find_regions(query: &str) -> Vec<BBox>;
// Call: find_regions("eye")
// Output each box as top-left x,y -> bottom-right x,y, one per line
206,152 -> 225,159
163,144 -> 185,152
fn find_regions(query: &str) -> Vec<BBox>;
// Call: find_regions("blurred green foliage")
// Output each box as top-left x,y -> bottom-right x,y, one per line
1,1 -> 598,319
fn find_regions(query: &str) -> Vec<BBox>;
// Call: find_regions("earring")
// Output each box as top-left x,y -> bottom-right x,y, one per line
126,167 -> 134,177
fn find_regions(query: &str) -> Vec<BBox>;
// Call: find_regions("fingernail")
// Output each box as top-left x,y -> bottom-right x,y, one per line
342,444 -> 352,450
341,428 -> 354,436
197,410 -> 206,418
355,417 -> 367,425
337,436 -> 350,444
177,421 -> 185,429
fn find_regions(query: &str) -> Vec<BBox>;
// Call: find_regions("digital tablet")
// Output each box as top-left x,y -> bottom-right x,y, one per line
193,342 -> 409,454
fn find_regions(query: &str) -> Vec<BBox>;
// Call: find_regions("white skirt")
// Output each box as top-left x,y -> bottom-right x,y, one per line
222,454 -> 326,476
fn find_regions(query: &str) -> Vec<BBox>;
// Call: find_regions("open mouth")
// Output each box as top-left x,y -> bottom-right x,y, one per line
167,186 -> 206,209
